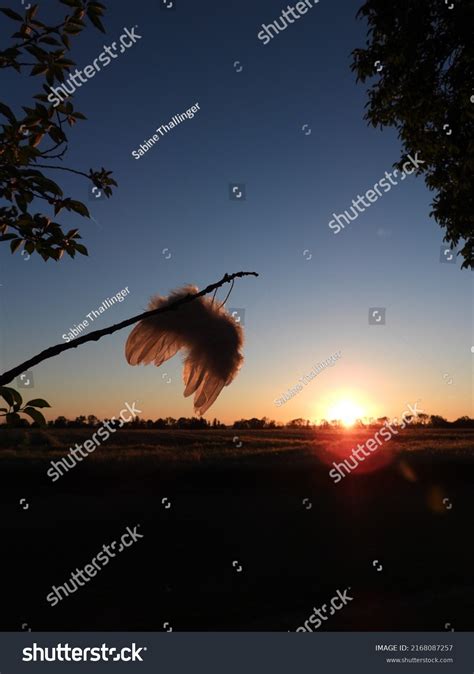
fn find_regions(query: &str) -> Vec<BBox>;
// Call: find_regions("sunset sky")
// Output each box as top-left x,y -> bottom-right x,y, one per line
0,0 -> 472,424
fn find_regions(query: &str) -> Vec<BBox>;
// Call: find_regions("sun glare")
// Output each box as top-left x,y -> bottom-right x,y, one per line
327,400 -> 363,427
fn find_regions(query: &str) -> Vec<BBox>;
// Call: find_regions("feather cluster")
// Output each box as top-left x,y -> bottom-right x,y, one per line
125,285 -> 244,415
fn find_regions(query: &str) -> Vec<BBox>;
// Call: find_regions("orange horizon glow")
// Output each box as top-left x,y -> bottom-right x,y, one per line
326,399 -> 365,428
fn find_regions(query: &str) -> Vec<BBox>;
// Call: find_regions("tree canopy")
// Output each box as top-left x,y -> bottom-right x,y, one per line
351,0 -> 474,269
0,0 -> 116,262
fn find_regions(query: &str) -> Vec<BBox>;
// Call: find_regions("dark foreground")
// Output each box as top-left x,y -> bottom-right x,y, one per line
1,428 -> 473,631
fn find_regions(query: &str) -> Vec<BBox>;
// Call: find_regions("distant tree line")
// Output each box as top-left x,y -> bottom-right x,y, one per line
1,413 -> 473,429
234,414 -> 474,429
318,415 -> 471,429
43,415 -> 227,429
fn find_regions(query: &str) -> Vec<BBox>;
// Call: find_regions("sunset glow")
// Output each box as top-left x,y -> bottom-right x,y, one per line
327,400 -> 364,427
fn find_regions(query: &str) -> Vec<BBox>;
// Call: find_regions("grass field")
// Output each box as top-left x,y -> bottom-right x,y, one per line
2,427 -> 473,631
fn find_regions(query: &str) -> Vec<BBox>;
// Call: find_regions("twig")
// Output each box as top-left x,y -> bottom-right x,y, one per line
0,271 -> 259,387
218,278 -> 234,308
33,164 -> 90,179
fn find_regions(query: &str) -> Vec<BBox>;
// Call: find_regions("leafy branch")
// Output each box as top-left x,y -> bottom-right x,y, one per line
351,0 -> 474,269
0,0 -> 117,262
0,385 -> 50,426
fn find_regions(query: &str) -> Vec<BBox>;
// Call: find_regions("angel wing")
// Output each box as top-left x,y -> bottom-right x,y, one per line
125,285 -> 244,414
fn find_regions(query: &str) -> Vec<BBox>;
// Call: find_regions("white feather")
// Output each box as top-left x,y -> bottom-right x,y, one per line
125,285 -> 244,415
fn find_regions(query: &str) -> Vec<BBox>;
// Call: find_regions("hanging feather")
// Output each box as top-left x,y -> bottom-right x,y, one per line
125,285 -> 244,415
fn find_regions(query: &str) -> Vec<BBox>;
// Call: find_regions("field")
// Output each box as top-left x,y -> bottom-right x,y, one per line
1,427 -> 473,631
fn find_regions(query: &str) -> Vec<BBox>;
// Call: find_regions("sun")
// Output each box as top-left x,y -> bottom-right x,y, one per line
327,399 -> 363,427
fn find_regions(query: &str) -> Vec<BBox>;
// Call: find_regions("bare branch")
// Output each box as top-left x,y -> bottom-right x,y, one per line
33,164 -> 90,179
0,271 -> 259,387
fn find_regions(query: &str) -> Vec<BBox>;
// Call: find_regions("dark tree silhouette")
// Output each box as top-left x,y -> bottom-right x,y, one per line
351,0 -> 474,268
430,414 -> 449,427
0,0 -> 116,262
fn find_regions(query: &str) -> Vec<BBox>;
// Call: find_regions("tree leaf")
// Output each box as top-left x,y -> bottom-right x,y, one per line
34,175 -> 63,196
10,238 -> 23,253
6,412 -> 21,426
0,386 -> 22,408
0,7 -> 23,21
25,398 -> 51,408
30,64 -> 48,76
87,9 -> 105,33
63,23 -> 83,35
75,243 -> 88,255
68,200 -> 90,217
0,102 -> 16,123
39,36 -> 60,46
23,407 -> 46,426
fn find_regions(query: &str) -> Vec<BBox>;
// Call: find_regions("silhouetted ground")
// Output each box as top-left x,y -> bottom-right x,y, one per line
1,428 -> 473,631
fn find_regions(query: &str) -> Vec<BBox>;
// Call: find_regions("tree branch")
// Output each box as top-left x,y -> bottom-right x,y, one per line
33,164 -> 90,179
5,22 -> 66,53
0,271 -> 259,387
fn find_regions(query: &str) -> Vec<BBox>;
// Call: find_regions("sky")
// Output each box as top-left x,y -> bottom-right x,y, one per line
0,0 -> 472,424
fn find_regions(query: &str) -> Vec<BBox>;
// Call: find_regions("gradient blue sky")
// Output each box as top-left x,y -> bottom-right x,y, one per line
0,0 -> 472,423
